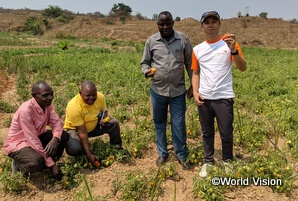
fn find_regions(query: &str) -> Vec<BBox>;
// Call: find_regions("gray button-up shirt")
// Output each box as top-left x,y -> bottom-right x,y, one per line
141,30 -> 192,98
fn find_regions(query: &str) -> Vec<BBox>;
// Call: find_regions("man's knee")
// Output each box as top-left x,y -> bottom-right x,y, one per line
60,131 -> 70,145
25,154 -> 45,173
66,138 -> 83,156
110,119 -> 119,127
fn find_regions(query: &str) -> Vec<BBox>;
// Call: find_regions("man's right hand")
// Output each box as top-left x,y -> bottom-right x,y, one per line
50,164 -> 63,181
145,68 -> 156,77
193,92 -> 204,106
87,154 -> 98,166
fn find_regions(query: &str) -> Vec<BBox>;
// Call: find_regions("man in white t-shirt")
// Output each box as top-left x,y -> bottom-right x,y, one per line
191,11 -> 246,177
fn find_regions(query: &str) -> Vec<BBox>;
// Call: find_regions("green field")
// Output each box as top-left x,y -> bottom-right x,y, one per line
0,32 -> 297,200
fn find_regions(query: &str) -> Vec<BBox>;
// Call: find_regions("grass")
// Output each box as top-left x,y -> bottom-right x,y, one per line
0,35 -> 297,200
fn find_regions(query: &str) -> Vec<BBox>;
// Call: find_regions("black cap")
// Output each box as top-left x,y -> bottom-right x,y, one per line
200,11 -> 220,23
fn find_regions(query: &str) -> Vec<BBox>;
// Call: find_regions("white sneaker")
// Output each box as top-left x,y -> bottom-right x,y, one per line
199,163 -> 212,178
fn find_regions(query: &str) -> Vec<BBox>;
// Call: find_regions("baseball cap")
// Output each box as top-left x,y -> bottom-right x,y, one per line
200,11 -> 220,23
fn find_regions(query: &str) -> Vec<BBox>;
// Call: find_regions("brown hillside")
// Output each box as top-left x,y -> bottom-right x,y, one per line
0,9 -> 297,49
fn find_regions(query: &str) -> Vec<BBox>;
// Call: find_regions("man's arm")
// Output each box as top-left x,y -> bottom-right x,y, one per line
140,38 -> 152,76
184,36 -> 193,80
76,124 -> 97,165
232,52 -> 246,72
45,105 -> 64,157
223,34 -> 246,72
192,70 -> 204,106
20,110 -> 55,167
47,105 -> 63,140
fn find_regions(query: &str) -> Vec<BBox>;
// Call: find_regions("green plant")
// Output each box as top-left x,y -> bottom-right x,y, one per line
1,40 -> 297,199
42,5 -> 64,18
24,16 -> 47,35
0,155 -> 28,194
82,174 -> 93,201
259,12 -> 268,19
0,101 -> 16,113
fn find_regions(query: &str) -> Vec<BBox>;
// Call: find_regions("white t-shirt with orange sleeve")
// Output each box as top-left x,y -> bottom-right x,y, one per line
191,36 -> 244,100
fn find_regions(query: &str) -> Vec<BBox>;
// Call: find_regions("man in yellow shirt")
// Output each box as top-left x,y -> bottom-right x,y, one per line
64,81 -> 122,166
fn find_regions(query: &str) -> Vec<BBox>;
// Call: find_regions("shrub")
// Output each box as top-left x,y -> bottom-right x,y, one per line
289,18 -> 297,23
24,16 -> 46,35
175,17 -> 181,21
0,101 -> 16,113
42,5 -> 64,18
120,15 -> 126,24
136,12 -> 147,20
259,12 -> 268,19
152,13 -> 158,20
110,3 -> 132,23
57,11 -> 74,23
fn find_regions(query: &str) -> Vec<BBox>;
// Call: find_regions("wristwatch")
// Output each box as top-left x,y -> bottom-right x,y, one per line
231,49 -> 239,55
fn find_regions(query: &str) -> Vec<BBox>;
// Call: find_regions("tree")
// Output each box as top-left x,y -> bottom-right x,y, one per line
42,5 -> 63,18
136,12 -> 147,20
237,11 -> 242,18
152,13 -> 158,20
110,3 -> 132,17
93,11 -> 105,18
259,12 -> 268,19
109,3 -> 132,23
175,16 -> 181,21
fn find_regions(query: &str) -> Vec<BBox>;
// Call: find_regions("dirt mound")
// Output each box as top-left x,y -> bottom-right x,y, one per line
0,9 -> 297,49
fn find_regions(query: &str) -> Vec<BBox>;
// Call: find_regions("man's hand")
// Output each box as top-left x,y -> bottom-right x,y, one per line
145,68 -> 156,78
193,92 -> 204,106
87,153 -> 98,166
44,137 -> 60,157
186,85 -> 193,99
50,164 -> 63,181
223,33 -> 236,52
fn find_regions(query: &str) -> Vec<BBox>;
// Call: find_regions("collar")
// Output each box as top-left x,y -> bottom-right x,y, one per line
77,93 -> 95,107
77,94 -> 89,107
206,36 -> 222,44
30,97 -> 45,114
156,30 -> 180,43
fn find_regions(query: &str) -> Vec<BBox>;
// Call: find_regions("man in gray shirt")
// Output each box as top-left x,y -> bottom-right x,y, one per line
141,11 -> 192,170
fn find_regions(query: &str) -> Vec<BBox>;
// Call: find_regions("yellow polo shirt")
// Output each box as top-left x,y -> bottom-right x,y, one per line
63,92 -> 106,132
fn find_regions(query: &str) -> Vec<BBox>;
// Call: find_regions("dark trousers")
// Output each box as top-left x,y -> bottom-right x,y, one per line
66,118 -> 122,156
8,130 -> 69,174
198,99 -> 234,163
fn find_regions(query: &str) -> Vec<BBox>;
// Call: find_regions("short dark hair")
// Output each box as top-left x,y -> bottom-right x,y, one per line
80,80 -> 96,93
158,11 -> 173,21
31,81 -> 50,96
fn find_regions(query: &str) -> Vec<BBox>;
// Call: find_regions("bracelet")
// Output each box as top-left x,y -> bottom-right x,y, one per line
231,49 -> 239,55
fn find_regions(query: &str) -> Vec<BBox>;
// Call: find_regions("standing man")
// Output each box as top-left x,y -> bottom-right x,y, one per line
64,81 -> 122,166
3,81 -> 69,180
141,11 -> 193,169
191,11 -> 246,177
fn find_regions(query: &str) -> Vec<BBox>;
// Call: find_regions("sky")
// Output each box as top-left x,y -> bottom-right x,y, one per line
1,0 -> 297,21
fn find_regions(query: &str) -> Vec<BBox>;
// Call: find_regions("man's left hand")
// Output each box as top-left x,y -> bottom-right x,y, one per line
45,137 -> 60,157
223,33 -> 236,51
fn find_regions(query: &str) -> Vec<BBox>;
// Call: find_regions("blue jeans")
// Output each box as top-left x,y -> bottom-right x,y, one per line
150,88 -> 188,161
